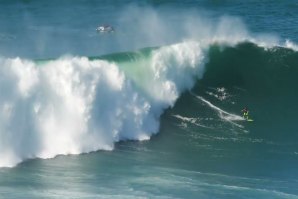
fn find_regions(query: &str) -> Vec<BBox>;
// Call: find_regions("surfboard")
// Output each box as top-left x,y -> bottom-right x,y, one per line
247,119 -> 253,122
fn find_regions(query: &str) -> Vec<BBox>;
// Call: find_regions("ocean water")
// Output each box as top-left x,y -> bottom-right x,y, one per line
0,1 -> 298,198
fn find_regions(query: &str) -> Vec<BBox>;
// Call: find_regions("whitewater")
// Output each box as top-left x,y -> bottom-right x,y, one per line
0,38 -> 208,167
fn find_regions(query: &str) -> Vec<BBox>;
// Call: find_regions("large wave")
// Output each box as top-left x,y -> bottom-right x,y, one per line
1,7 -> 298,167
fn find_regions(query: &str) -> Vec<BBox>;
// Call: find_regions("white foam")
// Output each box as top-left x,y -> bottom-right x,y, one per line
172,114 -> 213,129
284,39 -> 298,51
0,40 -> 208,167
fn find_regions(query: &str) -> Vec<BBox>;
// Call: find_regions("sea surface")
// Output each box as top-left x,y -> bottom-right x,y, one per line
0,1 -> 298,198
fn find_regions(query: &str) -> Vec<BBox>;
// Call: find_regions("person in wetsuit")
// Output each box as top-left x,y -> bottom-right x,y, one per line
241,107 -> 249,120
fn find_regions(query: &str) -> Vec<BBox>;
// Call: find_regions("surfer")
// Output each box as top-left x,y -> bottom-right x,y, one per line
241,107 -> 249,120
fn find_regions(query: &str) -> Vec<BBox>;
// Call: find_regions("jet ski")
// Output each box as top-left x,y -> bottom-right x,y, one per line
96,25 -> 114,33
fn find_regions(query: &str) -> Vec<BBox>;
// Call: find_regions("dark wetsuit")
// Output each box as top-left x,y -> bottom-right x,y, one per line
242,109 -> 249,119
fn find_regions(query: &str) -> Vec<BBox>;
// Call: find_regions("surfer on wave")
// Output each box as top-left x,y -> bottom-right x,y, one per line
241,107 -> 249,120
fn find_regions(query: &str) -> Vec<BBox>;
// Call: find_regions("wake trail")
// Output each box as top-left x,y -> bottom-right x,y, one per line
191,93 -> 244,129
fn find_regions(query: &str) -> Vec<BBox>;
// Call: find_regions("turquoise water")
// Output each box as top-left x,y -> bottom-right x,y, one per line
0,1 -> 298,198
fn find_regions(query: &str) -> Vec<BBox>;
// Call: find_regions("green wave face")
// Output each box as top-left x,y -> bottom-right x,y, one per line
182,42 -> 298,141
203,42 -> 298,95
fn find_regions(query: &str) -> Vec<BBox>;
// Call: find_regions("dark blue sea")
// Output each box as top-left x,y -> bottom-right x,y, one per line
0,1 -> 298,198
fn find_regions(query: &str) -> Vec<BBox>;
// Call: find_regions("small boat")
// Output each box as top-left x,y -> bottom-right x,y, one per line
96,25 -> 114,33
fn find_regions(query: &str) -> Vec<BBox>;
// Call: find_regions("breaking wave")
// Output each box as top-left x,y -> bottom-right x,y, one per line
1,21 -> 297,167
